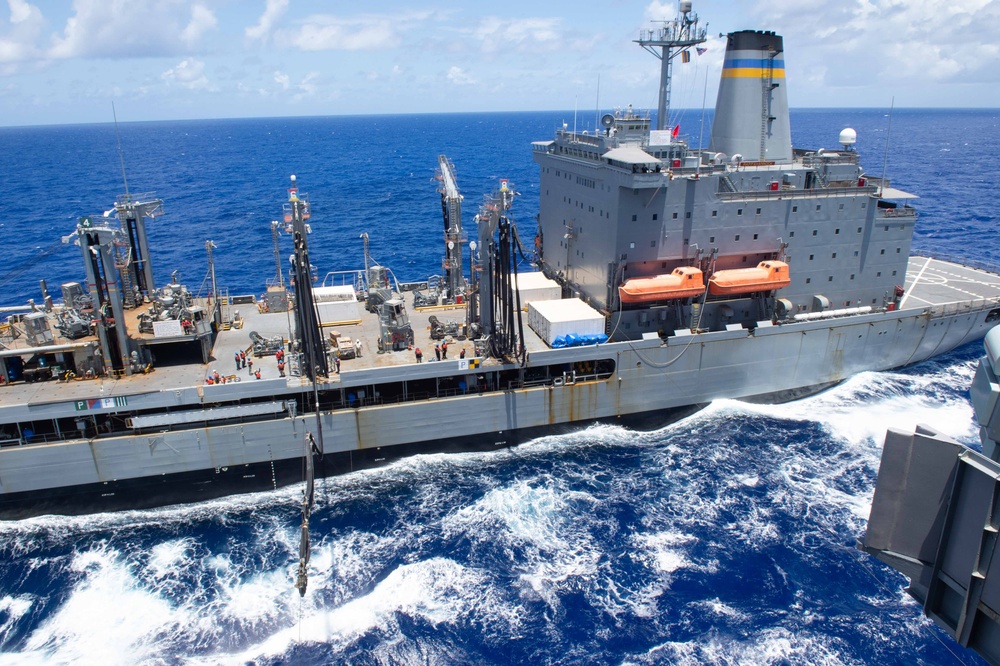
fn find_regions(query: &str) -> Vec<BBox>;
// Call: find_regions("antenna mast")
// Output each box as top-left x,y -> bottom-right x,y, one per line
112,101 -> 129,196
635,0 -> 708,131
879,97 -> 895,198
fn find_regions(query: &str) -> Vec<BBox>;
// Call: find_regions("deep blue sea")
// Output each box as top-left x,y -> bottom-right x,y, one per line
0,109 -> 999,665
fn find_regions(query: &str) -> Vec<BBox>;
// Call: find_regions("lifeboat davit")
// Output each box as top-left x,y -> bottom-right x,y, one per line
708,260 -> 791,296
619,266 -> 705,304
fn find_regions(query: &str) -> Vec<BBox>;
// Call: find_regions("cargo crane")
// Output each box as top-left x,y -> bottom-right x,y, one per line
413,156 -> 468,308
438,155 -> 466,303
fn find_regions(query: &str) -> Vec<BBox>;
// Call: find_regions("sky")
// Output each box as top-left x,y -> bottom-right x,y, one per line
1,0 -> 998,127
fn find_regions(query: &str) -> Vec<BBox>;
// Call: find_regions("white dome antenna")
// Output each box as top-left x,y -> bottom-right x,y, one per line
839,127 -> 857,151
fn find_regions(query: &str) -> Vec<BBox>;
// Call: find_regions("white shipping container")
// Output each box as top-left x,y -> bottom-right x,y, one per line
514,271 -> 561,307
313,285 -> 361,325
528,298 -> 606,346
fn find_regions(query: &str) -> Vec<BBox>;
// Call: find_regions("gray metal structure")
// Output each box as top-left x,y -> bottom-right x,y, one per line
862,326 -> 1000,665
438,155 -> 465,302
3,4 -> 1000,518
635,0 -> 708,131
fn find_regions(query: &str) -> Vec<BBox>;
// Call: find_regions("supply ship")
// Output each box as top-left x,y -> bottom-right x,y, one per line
3,3 -> 1000,519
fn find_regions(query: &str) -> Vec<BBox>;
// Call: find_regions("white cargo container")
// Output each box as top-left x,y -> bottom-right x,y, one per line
514,271 -> 561,307
528,297 -> 606,346
313,285 -> 361,325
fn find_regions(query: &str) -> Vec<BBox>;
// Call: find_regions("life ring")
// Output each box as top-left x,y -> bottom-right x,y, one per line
553,376 -> 565,387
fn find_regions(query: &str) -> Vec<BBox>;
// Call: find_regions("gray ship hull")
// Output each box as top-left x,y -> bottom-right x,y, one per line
1,291 -> 993,518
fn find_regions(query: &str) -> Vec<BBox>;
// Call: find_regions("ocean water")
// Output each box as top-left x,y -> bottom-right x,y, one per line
0,108 -> 998,664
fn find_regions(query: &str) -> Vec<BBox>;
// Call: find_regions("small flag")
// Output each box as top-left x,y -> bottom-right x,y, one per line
696,46 -> 707,56
681,49 -> 691,64
671,124 -> 680,138
469,358 -> 481,369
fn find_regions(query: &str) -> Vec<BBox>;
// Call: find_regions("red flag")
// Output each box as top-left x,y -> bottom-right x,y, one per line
671,124 -> 680,138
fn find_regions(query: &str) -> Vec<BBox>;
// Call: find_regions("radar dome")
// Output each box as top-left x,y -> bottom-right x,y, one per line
839,128 -> 857,147
680,0 -> 693,14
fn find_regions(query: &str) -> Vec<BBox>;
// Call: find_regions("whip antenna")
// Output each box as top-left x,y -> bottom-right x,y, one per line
879,96 -> 894,198
112,101 -> 130,196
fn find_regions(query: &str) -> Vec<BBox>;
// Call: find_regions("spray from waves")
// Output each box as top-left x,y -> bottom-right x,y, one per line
0,351 -> 986,665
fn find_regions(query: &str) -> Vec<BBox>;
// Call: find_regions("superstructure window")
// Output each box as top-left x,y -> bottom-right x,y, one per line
756,208 -> 762,215
737,209 -> 744,216
632,215 -> 637,221
672,212 -> 678,219
753,234 -> 758,240
735,235 -> 740,241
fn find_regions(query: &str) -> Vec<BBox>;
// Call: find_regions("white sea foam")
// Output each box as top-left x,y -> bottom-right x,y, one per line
0,353 -> 982,664
19,543 -> 178,666
632,626 -> 850,665
196,557 -> 513,665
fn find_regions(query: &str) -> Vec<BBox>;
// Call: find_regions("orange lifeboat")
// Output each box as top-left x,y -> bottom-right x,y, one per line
619,266 -> 705,304
708,261 -> 790,296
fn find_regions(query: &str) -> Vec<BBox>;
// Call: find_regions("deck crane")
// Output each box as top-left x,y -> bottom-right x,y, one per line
438,155 -> 466,304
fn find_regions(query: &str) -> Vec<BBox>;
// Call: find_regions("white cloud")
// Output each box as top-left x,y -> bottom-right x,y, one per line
446,66 -> 476,86
161,57 -> 213,90
245,0 -> 288,43
293,71 -> 319,100
753,0 -> 1000,92
0,0 -> 45,63
472,17 -> 561,54
49,0 -> 216,59
181,3 -> 217,47
273,70 -> 289,90
281,14 -> 396,51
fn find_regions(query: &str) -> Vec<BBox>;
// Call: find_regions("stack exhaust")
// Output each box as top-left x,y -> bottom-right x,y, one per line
709,30 -> 792,163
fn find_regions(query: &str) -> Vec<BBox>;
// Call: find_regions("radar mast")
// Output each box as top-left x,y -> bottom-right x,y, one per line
635,0 -> 708,131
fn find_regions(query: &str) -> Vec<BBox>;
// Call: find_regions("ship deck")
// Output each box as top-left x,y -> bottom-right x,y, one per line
1,255 -> 999,408
0,296 -> 554,408
902,256 -> 1000,311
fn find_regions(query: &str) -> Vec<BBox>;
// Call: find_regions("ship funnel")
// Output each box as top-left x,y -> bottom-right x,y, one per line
709,30 -> 792,163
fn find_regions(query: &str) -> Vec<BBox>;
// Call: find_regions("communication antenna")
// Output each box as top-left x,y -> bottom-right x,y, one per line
112,101 -> 129,196
635,0 -> 708,131
594,74 -> 601,135
879,96 -> 895,198
696,69 -> 708,178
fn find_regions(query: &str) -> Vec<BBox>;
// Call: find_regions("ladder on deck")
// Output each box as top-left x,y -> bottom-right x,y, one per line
759,48 -> 778,161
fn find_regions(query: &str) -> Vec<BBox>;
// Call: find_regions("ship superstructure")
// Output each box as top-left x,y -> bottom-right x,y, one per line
2,3 -> 1000,519
535,25 -> 911,337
